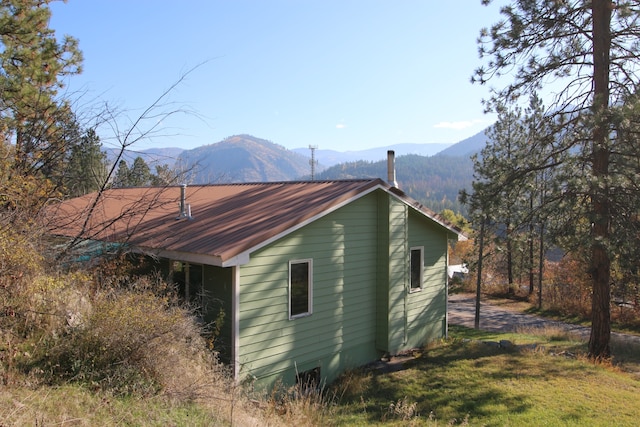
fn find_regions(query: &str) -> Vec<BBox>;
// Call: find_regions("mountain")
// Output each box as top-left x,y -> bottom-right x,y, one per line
102,131 -> 488,215
435,129 -> 488,157
293,142 -> 452,167
105,147 -> 184,168
176,134 -> 315,183
315,154 -> 474,215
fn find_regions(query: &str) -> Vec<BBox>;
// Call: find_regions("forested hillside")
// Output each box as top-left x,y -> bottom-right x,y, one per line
315,154 -> 473,215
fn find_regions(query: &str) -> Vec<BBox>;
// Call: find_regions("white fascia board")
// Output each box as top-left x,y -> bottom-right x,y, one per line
132,247 -> 224,267
222,253 -> 251,268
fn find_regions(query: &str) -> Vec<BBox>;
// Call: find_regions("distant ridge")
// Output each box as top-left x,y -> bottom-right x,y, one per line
315,154 -> 474,215
176,134 -> 314,183
435,129 -> 488,157
104,147 -> 184,168
293,142 -> 452,167
101,129 -> 491,215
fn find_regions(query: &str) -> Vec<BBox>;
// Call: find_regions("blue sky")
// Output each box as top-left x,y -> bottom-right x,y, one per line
49,1 -> 504,152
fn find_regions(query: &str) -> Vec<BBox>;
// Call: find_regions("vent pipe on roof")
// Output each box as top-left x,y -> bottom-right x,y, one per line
387,150 -> 398,188
176,184 -> 193,220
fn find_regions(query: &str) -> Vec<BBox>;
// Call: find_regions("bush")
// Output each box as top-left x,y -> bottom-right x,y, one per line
27,275 -> 225,398
545,256 -> 592,317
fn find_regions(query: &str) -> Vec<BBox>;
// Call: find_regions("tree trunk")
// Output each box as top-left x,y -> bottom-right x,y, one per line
529,194 -> 535,295
475,219 -> 485,329
588,0 -> 613,359
538,222 -> 544,310
506,221 -> 514,295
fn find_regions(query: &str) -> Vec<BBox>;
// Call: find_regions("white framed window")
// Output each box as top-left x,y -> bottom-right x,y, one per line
410,247 -> 424,292
289,259 -> 313,319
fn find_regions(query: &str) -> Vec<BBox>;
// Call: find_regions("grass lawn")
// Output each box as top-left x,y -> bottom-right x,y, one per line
327,325 -> 640,426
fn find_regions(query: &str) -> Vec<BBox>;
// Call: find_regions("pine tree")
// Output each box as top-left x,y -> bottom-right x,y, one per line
113,160 -> 131,188
129,157 -> 151,187
150,164 -> 177,186
0,0 -> 83,180
0,0 -> 83,221
65,128 -> 108,197
475,0 -> 640,358
491,104 -> 524,290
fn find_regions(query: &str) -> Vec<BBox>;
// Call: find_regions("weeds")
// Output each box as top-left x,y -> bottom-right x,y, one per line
385,396 -> 418,421
261,379 -> 339,426
514,324 -> 583,342
0,240 -> 284,425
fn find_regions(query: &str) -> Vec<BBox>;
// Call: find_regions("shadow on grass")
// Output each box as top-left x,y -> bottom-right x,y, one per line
331,325 -> 596,425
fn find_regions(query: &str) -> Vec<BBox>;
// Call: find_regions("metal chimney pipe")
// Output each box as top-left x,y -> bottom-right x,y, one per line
179,184 -> 187,216
387,150 -> 398,188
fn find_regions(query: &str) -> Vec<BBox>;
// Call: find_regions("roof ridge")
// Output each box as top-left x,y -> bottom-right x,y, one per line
167,178 -> 382,188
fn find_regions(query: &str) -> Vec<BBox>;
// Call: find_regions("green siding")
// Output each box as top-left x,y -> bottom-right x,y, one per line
143,188 -> 451,389
375,193 -> 390,350
405,210 -> 448,349
387,197 -> 408,352
238,193 -> 382,388
374,195 -> 449,355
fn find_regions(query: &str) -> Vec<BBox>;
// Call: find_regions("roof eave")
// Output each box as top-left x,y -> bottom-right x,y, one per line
223,181 -> 468,264
134,247 -> 225,267
223,181 -> 384,265
383,184 -> 467,240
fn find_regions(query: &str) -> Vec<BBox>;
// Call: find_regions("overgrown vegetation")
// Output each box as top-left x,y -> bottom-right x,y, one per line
5,301 -> 640,427
0,228 -> 279,425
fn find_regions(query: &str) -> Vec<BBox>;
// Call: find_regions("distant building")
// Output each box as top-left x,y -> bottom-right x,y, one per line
448,264 -> 469,279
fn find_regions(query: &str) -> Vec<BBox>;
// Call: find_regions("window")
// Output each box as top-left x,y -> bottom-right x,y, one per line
296,366 -> 321,391
410,247 -> 423,292
289,259 -> 312,318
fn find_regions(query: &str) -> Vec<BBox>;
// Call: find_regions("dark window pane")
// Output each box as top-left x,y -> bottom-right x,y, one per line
291,262 -> 309,316
410,249 -> 421,290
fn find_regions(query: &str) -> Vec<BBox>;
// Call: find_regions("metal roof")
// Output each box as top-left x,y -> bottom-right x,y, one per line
47,179 -> 464,266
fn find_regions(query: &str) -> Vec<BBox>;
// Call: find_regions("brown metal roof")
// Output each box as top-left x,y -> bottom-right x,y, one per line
46,179 -> 464,266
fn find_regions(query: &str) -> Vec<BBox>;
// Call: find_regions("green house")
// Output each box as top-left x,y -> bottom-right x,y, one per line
48,177 -> 464,389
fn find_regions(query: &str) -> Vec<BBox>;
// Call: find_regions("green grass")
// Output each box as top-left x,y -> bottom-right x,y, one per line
328,325 -> 640,426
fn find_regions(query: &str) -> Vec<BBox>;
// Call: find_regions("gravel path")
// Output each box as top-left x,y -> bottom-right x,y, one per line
448,293 -> 640,346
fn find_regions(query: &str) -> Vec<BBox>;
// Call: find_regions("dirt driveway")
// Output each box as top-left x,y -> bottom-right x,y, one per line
447,293 -> 640,346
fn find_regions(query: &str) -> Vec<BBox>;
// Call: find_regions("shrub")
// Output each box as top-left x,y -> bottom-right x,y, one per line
545,256 -> 592,317
31,275 -> 224,398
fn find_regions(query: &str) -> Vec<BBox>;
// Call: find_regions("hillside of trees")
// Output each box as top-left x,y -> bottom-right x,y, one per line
316,154 -> 474,215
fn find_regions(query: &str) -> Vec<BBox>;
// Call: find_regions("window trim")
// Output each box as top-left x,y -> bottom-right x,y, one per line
409,246 -> 424,293
289,259 -> 313,319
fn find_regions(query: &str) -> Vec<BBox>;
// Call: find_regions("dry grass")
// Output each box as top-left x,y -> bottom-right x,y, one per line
0,245 -> 285,425
513,324 -> 583,342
